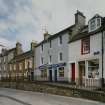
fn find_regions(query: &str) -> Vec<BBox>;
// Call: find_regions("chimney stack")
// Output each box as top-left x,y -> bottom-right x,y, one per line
43,31 -> 50,40
75,10 -> 86,27
16,42 -> 23,55
31,41 -> 37,51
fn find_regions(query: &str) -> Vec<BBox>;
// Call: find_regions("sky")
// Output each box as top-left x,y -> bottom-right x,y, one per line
0,0 -> 105,51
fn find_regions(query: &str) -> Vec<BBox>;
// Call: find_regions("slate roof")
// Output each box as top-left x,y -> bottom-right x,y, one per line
9,50 -> 34,63
36,25 -> 75,47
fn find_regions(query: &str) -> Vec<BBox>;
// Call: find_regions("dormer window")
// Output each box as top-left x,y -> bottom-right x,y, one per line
89,19 -> 96,31
89,15 -> 101,32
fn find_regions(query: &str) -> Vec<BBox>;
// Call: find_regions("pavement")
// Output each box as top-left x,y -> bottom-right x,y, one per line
0,88 -> 104,105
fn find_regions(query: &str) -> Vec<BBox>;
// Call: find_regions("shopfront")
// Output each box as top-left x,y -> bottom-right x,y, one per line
37,63 -> 67,82
77,59 -> 101,87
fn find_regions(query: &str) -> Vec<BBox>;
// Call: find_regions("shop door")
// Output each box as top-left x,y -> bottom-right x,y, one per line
71,63 -> 75,81
54,69 -> 57,82
49,70 -> 52,82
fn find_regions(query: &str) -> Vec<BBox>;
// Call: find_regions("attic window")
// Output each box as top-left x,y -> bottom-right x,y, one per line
89,18 -> 101,32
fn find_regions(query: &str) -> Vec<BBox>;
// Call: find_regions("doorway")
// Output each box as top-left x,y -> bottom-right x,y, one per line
49,70 -> 52,82
79,61 -> 85,85
54,69 -> 57,82
71,63 -> 75,82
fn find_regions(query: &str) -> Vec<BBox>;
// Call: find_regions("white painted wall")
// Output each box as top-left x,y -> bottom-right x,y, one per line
69,33 -> 102,81
35,32 -> 70,81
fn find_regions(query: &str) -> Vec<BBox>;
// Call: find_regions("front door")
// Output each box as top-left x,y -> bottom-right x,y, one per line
54,69 -> 57,82
31,72 -> 34,81
71,63 -> 75,82
49,70 -> 52,82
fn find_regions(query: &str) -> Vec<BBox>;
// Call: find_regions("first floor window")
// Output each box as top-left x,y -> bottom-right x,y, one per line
59,67 -> 64,77
49,55 -> 52,64
41,69 -> 47,78
59,52 -> 63,61
14,64 -> 16,70
41,57 -> 44,64
81,37 -> 90,54
19,63 -> 22,70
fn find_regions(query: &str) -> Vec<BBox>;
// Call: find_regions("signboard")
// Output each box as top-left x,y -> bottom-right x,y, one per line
39,62 -> 66,70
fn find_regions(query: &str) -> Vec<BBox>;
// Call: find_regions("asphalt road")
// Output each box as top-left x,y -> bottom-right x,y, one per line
0,88 -> 104,105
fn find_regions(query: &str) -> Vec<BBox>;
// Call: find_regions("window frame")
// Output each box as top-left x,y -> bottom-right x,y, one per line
49,40 -> 52,48
58,52 -> 63,62
58,66 -> 64,77
81,37 -> 90,55
58,35 -> 62,45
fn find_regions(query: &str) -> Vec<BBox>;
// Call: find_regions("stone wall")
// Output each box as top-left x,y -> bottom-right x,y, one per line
0,81 -> 105,103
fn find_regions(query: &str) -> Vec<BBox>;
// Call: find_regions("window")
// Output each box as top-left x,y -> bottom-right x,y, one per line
97,18 -> 101,27
4,66 -> 6,70
59,52 -> 63,61
19,63 -> 22,70
59,67 -> 64,77
41,69 -> 47,78
89,18 -> 101,32
90,19 -> 96,31
41,57 -> 43,64
25,60 -> 28,69
14,64 -> 16,70
49,40 -> 52,48
29,58 -> 33,68
59,36 -> 62,45
4,57 -> 6,62
49,55 -> 52,64
81,37 -> 90,54
10,64 -> 12,71
88,59 -> 99,78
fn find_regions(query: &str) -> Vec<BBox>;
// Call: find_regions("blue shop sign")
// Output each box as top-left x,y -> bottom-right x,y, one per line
39,63 -> 66,70
48,62 -> 66,69
39,64 -> 47,70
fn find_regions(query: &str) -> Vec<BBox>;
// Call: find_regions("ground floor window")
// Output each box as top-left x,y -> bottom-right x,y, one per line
88,59 -> 99,78
41,69 -> 47,78
59,67 -> 64,77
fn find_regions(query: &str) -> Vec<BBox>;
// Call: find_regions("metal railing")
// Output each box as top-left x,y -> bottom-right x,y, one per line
0,76 -> 103,90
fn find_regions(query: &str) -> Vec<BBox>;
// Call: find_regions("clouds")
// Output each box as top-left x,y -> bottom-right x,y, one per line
0,0 -> 105,51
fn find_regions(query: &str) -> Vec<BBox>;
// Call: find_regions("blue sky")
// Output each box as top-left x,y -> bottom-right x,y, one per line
0,0 -> 105,51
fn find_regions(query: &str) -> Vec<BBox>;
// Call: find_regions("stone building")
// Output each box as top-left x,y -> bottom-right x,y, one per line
0,47 -> 17,80
9,42 -> 37,81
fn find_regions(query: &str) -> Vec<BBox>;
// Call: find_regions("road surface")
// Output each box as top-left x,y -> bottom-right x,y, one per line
0,88 -> 104,105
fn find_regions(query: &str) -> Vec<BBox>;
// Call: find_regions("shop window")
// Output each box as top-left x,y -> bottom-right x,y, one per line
88,59 -> 99,78
41,69 -> 47,78
59,67 -> 64,77
81,37 -> 90,54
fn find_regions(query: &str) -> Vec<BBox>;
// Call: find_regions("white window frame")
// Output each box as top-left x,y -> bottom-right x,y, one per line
89,18 -> 101,32
49,55 -> 52,64
58,36 -> 63,46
